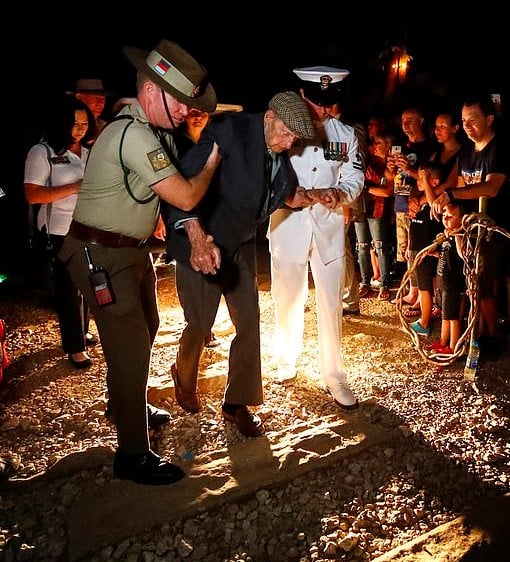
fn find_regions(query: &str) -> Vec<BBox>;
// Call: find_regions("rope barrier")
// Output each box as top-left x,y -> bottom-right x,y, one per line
396,204 -> 510,367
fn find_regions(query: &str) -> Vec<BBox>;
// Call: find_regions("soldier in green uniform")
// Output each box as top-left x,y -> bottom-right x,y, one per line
59,39 -> 221,486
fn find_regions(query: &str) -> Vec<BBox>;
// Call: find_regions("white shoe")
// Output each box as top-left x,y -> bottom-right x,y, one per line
275,365 -> 297,383
328,382 -> 359,410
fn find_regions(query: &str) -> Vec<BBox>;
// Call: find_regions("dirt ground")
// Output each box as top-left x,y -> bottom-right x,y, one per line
1,239 -> 510,561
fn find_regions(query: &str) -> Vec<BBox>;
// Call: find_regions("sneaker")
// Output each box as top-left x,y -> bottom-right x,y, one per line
410,320 -> 431,337
403,306 -> 421,319
327,382 -> 359,410
153,253 -> 169,268
370,277 -> 381,288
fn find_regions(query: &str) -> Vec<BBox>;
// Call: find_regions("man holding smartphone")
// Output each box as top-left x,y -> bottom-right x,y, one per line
386,107 -> 436,300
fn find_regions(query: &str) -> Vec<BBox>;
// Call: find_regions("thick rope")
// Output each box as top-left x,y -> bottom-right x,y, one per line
396,211 -> 509,367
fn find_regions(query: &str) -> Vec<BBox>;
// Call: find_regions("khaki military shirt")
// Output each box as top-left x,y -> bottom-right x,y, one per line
73,101 -> 178,239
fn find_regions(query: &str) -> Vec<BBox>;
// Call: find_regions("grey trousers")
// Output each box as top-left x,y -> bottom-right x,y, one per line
174,240 -> 264,406
343,222 -> 360,310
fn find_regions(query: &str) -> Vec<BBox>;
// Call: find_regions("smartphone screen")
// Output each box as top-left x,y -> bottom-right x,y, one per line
391,145 -> 402,155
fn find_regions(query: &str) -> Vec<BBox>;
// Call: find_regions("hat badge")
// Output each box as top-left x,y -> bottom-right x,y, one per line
320,75 -> 333,91
191,84 -> 203,98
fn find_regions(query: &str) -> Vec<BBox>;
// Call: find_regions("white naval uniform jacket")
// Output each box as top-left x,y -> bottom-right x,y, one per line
269,117 -> 364,265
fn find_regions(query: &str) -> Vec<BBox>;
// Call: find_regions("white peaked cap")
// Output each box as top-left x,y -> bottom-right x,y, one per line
293,66 -> 350,83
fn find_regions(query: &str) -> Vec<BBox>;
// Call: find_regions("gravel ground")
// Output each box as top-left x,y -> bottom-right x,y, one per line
1,252 -> 510,562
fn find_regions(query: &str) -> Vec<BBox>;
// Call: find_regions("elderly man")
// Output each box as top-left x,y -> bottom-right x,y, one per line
268,66 -> 365,410
59,39 -> 221,486
164,91 -> 315,438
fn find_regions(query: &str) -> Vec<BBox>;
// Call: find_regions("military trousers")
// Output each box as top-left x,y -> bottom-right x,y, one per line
59,236 -> 159,455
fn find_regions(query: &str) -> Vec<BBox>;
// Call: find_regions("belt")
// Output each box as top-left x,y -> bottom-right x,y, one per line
68,220 -> 149,248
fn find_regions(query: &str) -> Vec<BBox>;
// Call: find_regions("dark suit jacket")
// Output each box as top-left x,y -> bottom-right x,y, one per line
163,111 -> 297,263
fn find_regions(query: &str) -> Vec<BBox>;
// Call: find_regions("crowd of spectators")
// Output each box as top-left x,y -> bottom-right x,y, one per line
2,78 -> 509,361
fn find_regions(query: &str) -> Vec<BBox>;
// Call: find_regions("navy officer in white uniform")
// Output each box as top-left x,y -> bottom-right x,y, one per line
268,66 -> 364,409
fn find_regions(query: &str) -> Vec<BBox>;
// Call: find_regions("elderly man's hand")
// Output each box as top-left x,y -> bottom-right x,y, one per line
307,188 -> 342,209
189,234 -> 221,274
184,219 -> 221,274
285,187 -> 315,208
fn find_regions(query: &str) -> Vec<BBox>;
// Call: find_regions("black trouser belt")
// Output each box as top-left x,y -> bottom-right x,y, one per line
69,220 -> 148,248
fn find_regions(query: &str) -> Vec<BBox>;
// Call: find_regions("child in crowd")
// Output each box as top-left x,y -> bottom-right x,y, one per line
407,162 -> 443,336
426,202 -> 466,354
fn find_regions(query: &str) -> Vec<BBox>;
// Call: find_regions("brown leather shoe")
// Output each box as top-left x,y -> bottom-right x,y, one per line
171,364 -> 201,413
222,405 -> 264,437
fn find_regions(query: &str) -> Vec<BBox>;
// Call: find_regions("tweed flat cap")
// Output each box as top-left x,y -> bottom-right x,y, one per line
268,91 -> 314,139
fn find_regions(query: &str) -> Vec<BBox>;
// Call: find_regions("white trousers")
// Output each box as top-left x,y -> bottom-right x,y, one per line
271,235 -> 346,388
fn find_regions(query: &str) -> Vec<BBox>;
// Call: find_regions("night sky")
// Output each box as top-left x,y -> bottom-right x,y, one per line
1,7 -> 508,274
6,7 -> 508,119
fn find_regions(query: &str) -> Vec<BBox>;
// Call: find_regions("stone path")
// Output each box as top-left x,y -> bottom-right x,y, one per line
67,414 -> 391,559
5,371 -> 509,561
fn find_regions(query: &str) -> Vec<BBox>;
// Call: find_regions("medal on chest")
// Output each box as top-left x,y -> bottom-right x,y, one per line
323,141 -> 348,162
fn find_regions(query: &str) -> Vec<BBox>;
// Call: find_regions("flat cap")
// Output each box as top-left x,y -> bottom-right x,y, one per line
268,91 -> 314,139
